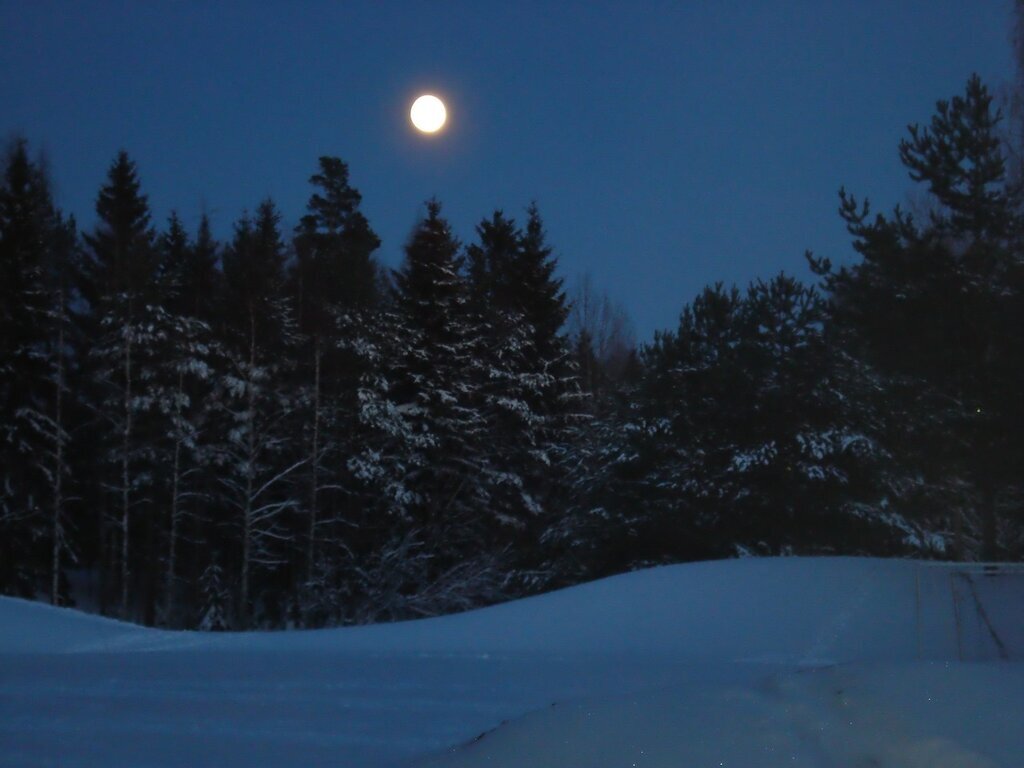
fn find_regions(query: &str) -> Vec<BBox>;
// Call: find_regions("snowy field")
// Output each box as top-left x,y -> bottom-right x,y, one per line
1,557 -> 1022,767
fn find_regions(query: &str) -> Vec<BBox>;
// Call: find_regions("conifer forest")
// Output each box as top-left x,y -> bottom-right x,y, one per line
2,75 -> 1023,630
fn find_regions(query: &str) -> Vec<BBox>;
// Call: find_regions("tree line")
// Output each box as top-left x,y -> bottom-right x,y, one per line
1,75 -> 1021,629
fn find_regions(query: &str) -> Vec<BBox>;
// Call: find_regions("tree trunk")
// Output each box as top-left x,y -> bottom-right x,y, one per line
165,369 -> 184,625
239,309 -> 256,628
121,321 -> 133,617
307,338 -> 321,583
50,295 -> 65,606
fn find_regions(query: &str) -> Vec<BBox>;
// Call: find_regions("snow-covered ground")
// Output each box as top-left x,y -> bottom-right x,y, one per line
1,557 -> 1021,766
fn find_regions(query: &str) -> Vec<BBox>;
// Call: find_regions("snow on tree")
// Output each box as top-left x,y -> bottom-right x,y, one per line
197,559 -> 230,631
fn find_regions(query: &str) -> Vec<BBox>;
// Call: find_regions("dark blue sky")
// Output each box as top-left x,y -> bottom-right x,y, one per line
0,1 -> 1016,338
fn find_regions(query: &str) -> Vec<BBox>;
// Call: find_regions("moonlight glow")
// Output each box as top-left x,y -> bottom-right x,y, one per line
410,94 -> 447,133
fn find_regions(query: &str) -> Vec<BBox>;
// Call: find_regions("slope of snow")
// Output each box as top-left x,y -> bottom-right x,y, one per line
1,557 -> 1021,767
0,557 -> 943,658
0,594 -> 174,654
420,663 -> 1024,768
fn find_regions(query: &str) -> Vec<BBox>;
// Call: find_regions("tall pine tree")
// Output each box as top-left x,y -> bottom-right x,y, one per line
813,75 -> 1024,559
290,157 -> 380,592
218,200 -> 302,626
81,151 -> 163,617
0,140 -> 81,601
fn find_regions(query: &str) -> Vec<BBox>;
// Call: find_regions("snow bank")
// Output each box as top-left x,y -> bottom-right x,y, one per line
2,557 -> 1021,767
0,557 -> 949,660
0,594 -> 174,654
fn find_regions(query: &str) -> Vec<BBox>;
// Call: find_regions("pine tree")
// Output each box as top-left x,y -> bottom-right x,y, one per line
509,206 -> 581,569
80,151 -> 162,617
466,210 -> 541,533
732,276 -> 894,554
82,152 -> 160,305
30,213 -> 81,606
591,276 -> 905,566
0,140 -> 46,595
217,200 -> 302,626
467,210 -> 520,314
391,200 -> 481,532
153,214 -> 222,624
540,367 -> 639,584
465,205 -> 580,588
290,157 -> 380,591
143,215 -> 221,624
157,212 -> 189,292
186,213 -> 222,324
467,205 -> 569,361
0,140 -> 80,600
337,305 -> 438,621
386,200 -> 507,609
293,157 -> 379,311
513,204 -> 571,360
634,283 -> 747,561
197,559 -> 230,631
813,75 -> 1024,559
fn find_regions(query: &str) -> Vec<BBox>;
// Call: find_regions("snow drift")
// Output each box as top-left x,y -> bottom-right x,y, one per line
1,557 -> 1021,767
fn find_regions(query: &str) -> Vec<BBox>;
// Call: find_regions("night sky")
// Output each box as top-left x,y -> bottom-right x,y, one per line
0,1 -> 1016,339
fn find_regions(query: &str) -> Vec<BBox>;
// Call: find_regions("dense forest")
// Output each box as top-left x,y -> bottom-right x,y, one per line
1,76 -> 1022,630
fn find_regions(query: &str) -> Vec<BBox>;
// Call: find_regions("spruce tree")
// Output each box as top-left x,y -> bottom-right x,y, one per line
465,210 -> 540,532
467,210 -> 520,314
391,201 -> 479,524
514,204 -> 570,359
467,204 -> 569,360
465,205 -> 580,588
387,200 -> 506,609
186,213 -> 222,323
157,211 -> 189,295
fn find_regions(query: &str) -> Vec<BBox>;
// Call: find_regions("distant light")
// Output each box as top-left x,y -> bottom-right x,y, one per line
410,94 -> 447,133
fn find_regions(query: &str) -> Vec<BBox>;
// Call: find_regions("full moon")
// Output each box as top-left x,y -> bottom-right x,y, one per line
410,94 -> 447,133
